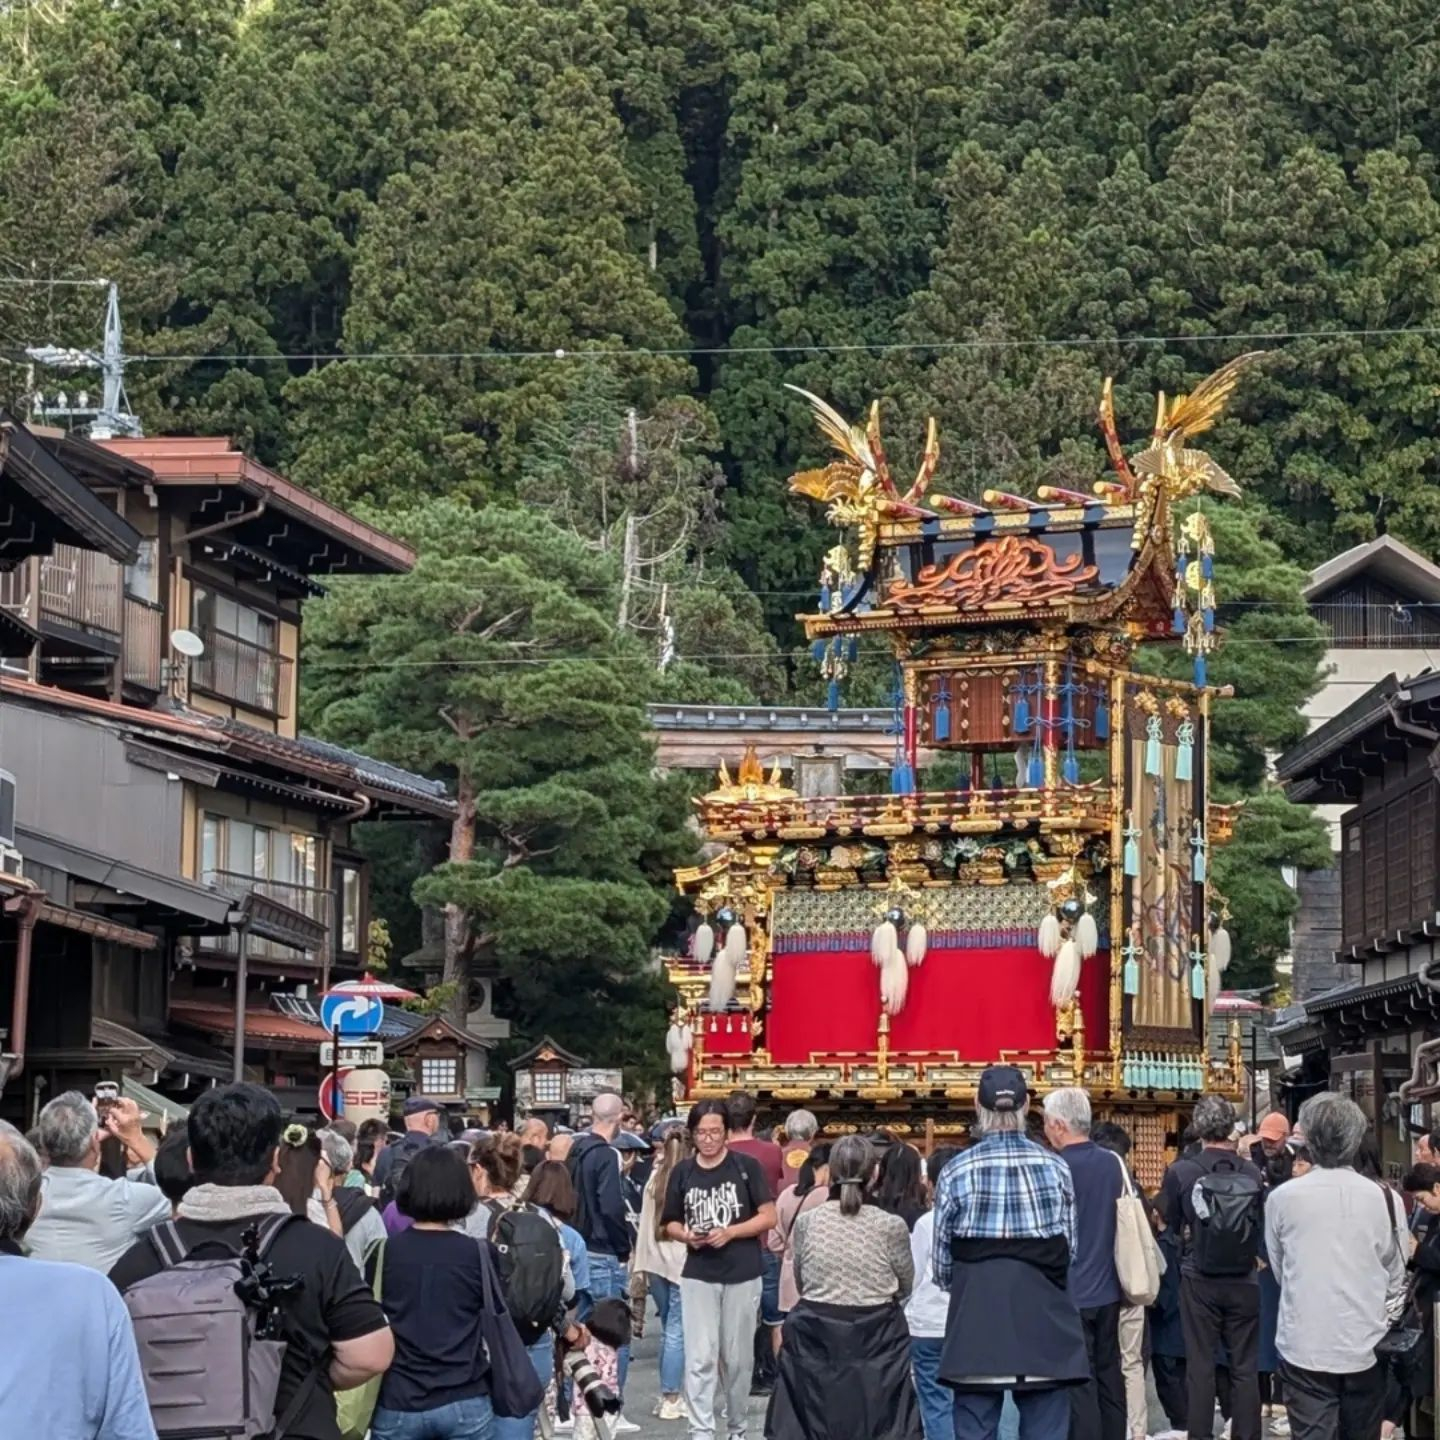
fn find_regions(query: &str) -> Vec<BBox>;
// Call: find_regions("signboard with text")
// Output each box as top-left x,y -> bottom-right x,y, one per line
320,1039 -> 385,1069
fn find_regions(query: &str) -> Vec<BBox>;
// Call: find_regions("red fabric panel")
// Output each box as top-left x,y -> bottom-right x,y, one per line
767,946 -> 1110,1065
700,1014 -> 755,1054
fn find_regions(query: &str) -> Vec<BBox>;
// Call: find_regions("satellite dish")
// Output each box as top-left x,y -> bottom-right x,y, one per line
170,628 -> 205,658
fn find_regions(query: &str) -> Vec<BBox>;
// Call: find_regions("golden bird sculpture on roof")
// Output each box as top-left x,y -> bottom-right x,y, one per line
785,385 -> 939,573
1127,352 -> 1263,500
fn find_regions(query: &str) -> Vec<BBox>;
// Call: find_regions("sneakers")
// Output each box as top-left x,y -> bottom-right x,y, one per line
657,1397 -> 688,1421
610,1417 -> 641,1435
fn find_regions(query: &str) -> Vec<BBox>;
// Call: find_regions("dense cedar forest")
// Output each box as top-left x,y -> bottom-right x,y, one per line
10,0 -> 1428,1071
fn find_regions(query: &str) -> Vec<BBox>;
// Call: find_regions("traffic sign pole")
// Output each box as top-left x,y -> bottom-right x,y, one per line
330,1022 -> 341,1126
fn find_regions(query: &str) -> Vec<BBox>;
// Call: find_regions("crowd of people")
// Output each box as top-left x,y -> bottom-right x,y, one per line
0,1069 -> 1436,1440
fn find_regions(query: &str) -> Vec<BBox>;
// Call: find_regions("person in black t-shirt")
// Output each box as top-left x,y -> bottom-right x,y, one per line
662,1098 -> 776,1440
109,1084 -> 392,1440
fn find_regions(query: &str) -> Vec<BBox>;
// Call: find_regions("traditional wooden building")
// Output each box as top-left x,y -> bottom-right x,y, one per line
1275,669 -> 1440,1166
512,1035 -> 623,1131
0,423 -> 459,1121
387,1012 -> 498,1119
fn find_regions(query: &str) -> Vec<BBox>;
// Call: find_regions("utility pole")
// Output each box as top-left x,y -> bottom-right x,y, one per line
616,513 -> 639,632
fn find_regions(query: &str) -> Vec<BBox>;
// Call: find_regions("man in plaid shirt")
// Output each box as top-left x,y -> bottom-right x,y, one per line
931,1066 -> 1088,1440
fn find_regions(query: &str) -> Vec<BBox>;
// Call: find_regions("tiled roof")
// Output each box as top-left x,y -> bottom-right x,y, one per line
170,1000 -> 328,1044
243,728 -> 452,810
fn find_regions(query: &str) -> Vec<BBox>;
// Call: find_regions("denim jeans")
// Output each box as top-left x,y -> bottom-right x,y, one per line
493,1332 -> 554,1440
910,1337 -> 954,1440
372,1395 -> 497,1440
953,1389 -> 1049,1440
587,1252 -> 630,1399
651,1274 -> 686,1396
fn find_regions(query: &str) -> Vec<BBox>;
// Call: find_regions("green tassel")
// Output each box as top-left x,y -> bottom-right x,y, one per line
1191,962 -> 1206,1000
1175,720 -> 1193,782
1123,956 -> 1139,995
1144,715 -> 1162,776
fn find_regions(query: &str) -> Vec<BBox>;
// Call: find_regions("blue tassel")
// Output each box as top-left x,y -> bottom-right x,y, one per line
1013,693 -> 1031,735
1094,696 -> 1110,741
957,768 -> 970,792
1123,834 -> 1139,877
1192,847 -> 1206,884
1172,606 -> 1186,635
819,584 -> 831,611
990,760 -> 1003,792
1194,654 -> 1207,688
1123,956 -> 1139,995
933,698 -> 951,742
846,636 -> 859,663
811,638 -> 826,661
1027,748 -> 1045,788
827,678 -> 840,712
1144,716 -> 1162,776
1063,753 -> 1080,785
891,762 -> 913,795
1191,963 -> 1206,1001
1201,553 -> 1213,580
1175,724 -> 1193,782
1203,608 -> 1215,634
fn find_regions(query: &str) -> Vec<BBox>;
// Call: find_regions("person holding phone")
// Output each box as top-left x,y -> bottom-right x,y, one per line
662,1098 -> 777,1440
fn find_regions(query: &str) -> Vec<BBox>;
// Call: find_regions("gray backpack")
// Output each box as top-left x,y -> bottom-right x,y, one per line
123,1213 -> 313,1439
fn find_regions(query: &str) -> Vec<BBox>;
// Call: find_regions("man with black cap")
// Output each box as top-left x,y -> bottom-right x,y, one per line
374,1095 -> 445,1209
932,1065 -> 1088,1439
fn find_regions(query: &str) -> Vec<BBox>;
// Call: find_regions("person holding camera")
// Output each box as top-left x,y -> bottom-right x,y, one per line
662,1098 -> 777,1440
109,1083 -> 393,1440
26,1091 -> 169,1273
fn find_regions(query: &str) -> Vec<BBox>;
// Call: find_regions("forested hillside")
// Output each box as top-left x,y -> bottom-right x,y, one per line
5,0 -> 1430,1052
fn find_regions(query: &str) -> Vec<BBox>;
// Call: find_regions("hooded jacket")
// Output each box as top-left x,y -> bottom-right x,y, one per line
568,1131 -> 630,1261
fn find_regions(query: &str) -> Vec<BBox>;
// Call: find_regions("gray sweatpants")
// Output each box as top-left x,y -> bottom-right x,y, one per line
680,1275 -> 763,1440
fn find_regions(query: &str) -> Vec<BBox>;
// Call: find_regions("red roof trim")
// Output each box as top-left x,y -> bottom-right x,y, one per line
102,437 -> 415,573
170,999 -> 328,1043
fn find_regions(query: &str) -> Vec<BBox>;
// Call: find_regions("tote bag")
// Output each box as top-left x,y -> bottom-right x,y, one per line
336,1239 -> 385,1440
477,1238 -> 547,1418
1111,1152 -> 1163,1306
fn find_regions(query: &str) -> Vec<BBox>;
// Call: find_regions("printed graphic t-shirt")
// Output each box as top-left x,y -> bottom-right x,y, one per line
661,1151 -> 772,1285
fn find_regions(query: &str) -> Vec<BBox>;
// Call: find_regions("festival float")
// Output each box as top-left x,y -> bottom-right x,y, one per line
665,360 -> 1254,1187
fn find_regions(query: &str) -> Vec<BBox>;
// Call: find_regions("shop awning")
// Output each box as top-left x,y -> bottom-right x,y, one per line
123,1075 -> 189,1129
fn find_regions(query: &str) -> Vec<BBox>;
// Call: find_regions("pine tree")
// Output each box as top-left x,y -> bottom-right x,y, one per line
302,500 -> 694,1083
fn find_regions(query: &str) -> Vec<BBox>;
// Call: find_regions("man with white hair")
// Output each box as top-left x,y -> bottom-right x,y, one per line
318,1128 -> 387,1271
933,1065 -> 1087,1439
1043,1087 -> 1126,1440
1265,1092 -> 1407,1440
567,1089 -> 636,1423
25,1090 -> 168,1272
781,1108 -> 818,1187
0,1120 -> 156,1438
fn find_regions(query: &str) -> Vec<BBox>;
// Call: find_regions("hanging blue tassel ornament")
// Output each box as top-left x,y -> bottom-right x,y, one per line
1175,719 -> 1194,783
891,761 -> 914,795
846,636 -> 859,663
827,678 -> 840,711
1013,685 -> 1031,736
1201,551 -> 1214,581
1144,714 -> 1162,776
1027,745 -> 1045,788
1123,814 -> 1140,877
1123,942 -> 1140,996
1173,605 -> 1186,636
1194,653 -> 1207,689
1094,691 -> 1110,741
1063,751 -> 1080,785
1191,961 -> 1206,1001
933,681 -> 951,742
811,638 -> 826,662
1191,824 -> 1207,883
819,582 -> 832,611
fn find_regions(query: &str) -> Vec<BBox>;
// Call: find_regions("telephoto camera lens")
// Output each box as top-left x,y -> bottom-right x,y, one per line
560,1350 -> 620,1418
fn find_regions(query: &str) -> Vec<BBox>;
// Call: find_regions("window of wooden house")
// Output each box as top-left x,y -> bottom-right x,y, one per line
532,1070 -> 565,1105
421,1057 -> 458,1094
124,538 -> 160,604
191,585 -> 282,712
339,866 -> 362,954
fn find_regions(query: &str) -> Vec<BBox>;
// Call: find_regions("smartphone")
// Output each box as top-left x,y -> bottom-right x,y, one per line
94,1081 -> 120,1124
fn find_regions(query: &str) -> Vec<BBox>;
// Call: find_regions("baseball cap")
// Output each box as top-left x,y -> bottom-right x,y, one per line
403,1095 -> 444,1116
977,1064 -> 1028,1113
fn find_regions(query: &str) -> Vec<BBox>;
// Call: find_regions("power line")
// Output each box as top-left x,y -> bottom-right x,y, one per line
4,322 -> 1439,367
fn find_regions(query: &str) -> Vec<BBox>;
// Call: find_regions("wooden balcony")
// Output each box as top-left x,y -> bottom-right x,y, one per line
123,596 -> 163,689
0,545 -> 123,655
200,869 -> 332,965
191,624 -> 292,717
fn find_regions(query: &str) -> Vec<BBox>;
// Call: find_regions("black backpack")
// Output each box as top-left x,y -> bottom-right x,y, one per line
1190,1158 -> 1263,1277
483,1201 -> 566,1341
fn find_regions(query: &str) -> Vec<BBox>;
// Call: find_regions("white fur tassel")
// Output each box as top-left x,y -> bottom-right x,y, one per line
1076,911 -> 1099,960
1038,912 -> 1062,960
881,952 -> 909,1016
1210,924 -> 1232,973
665,1022 -> 693,1074
722,922 -> 748,974
872,920 -> 898,968
708,950 -> 736,1011
906,922 -> 927,967
693,922 -> 715,966
1050,937 -> 1082,1007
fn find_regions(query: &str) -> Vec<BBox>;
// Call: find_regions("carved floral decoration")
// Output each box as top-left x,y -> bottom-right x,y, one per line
886,535 -> 1100,613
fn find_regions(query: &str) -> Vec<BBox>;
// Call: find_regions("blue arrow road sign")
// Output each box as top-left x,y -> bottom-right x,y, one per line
320,992 -> 384,1037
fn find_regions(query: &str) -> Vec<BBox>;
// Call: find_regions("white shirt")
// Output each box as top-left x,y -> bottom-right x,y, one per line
905,1211 -> 949,1338
27,1165 -> 170,1272
1265,1166 -> 1408,1374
